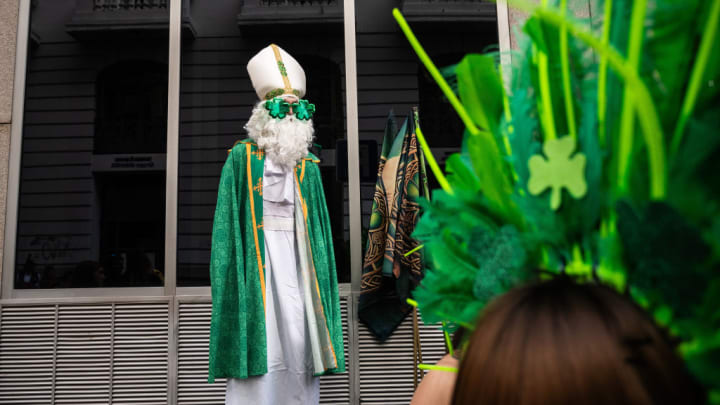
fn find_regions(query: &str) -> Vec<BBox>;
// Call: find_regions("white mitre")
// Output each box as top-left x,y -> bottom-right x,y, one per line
247,44 -> 306,101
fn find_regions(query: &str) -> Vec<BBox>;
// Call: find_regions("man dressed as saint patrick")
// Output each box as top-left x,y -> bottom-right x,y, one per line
208,44 -> 345,405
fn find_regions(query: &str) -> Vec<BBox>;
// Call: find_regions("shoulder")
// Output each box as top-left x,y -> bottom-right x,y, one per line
230,138 -> 256,152
221,140 -> 253,177
305,150 -> 320,161
301,154 -> 322,179
227,138 -> 257,159
303,151 -> 321,164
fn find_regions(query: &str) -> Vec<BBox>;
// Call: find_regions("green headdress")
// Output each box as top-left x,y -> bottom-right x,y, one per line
393,0 -> 720,400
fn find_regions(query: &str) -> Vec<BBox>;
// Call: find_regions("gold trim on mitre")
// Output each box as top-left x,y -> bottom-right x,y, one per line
264,88 -> 302,100
269,44 -> 295,98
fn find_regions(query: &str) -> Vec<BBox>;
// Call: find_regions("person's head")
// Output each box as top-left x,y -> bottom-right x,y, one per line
452,276 -> 704,405
245,44 -> 313,169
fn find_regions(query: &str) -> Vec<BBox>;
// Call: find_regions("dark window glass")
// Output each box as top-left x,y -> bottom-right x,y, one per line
15,0 -> 169,289
95,61 -> 168,154
177,1 -> 349,286
355,0 -> 499,231
417,54 -> 465,148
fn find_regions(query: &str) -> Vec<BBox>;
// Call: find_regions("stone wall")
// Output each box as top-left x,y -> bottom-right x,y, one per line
0,0 -> 19,285
505,0 -> 593,50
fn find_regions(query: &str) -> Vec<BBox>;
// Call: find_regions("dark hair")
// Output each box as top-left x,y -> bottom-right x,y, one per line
452,276 -> 704,405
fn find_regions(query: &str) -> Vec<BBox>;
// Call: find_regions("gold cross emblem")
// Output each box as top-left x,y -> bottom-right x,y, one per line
252,149 -> 265,160
253,177 -> 263,196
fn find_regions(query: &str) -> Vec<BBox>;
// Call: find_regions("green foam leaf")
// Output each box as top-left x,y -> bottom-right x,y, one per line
456,54 -> 505,135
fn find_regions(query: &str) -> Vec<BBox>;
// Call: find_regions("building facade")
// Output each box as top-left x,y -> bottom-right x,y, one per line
0,0 -> 590,404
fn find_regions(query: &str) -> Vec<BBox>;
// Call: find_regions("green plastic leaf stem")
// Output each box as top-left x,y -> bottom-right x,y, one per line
597,0 -> 613,146
559,0 -> 577,139
404,244 -> 425,257
670,0 -> 720,159
616,0 -> 648,194
418,364 -> 459,373
537,52 -> 557,141
416,125 -> 453,194
536,0 -> 558,141
442,321 -> 455,357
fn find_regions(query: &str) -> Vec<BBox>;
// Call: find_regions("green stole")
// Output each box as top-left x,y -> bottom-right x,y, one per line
208,140 -> 345,382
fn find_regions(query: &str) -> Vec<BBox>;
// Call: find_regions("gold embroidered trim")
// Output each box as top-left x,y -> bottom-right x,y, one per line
264,88 -> 302,100
247,143 -> 266,311
270,44 -> 294,96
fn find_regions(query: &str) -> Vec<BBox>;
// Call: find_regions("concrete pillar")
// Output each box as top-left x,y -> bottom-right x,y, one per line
0,0 -> 20,285
498,0 -> 593,54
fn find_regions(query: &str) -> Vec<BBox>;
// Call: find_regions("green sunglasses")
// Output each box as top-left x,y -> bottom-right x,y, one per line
264,97 -> 316,121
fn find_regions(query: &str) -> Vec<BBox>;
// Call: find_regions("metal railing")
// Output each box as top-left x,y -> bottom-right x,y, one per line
94,0 -> 168,11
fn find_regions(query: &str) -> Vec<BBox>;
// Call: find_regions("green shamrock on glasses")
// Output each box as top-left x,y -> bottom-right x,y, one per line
264,97 -> 316,121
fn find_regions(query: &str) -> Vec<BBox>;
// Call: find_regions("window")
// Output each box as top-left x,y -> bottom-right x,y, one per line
13,0 -> 169,289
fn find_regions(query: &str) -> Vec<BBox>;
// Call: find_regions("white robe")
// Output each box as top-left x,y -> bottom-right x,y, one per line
225,158 -> 319,405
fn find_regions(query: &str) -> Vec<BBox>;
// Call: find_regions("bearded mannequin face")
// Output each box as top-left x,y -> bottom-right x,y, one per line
244,96 -> 315,170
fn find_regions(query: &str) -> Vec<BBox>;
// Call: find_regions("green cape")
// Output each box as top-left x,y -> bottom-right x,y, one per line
208,140 -> 345,382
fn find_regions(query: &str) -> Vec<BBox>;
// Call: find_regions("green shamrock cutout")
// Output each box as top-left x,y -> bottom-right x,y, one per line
277,61 -> 288,77
527,136 -> 587,210
265,98 -> 290,119
264,97 -> 315,120
294,100 -> 316,121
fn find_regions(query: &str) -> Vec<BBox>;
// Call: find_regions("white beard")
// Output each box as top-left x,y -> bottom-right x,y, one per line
244,101 -> 314,170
